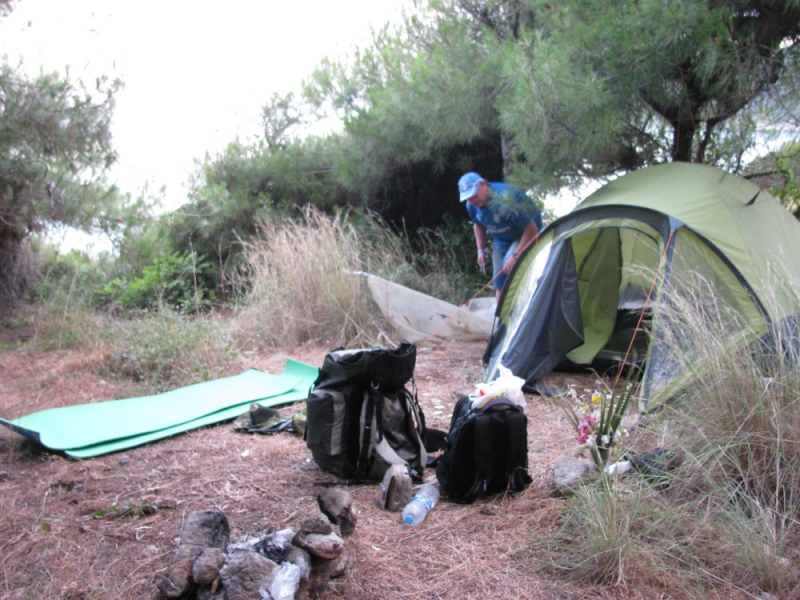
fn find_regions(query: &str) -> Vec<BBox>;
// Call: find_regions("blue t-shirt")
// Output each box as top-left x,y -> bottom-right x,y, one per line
465,182 -> 543,244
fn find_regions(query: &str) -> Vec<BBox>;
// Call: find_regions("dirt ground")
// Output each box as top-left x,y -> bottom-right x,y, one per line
0,329 -> 659,600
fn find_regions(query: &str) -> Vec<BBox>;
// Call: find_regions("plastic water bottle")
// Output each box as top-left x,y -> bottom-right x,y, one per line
402,484 -> 440,526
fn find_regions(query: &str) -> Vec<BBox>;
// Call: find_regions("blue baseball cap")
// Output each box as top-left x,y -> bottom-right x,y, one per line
458,172 -> 484,202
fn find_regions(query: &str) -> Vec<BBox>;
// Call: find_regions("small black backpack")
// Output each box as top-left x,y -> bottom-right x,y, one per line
435,395 -> 531,504
305,342 -> 430,481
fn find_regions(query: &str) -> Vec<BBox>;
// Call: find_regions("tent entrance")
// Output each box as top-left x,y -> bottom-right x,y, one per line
556,224 -> 662,376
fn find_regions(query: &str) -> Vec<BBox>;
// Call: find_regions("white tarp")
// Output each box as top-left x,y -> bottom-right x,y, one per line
366,274 -> 495,342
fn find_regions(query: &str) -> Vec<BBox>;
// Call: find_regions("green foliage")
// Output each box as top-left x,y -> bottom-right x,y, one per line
492,0 -> 799,184
169,0 -> 800,314
165,137 -> 356,295
301,0 -> 800,197
96,252 -> 216,314
9,241 -> 119,351
34,243 -> 113,301
0,60 -> 123,311
408,215 -> 488,304
99,310 -> 237,391
772,153 -> 800,215
303,21 -> 501,198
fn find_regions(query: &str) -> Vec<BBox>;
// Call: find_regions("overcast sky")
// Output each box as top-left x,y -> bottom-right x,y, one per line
0,1 -> 407,208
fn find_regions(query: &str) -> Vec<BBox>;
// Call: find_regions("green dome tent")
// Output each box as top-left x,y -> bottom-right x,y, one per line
484,163 -> 800,412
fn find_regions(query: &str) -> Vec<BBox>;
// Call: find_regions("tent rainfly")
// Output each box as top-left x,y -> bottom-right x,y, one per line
484,163 -> 800,412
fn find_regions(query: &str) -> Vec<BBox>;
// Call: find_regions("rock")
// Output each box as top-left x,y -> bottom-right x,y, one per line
253,528 -> 295,563
192,547 -> 225,586
293,530 -> 344,561
552,455 -> 597,494
219,551 -> 277,600
317,489 -> 357,536
196,583 -> 226,600
303,544 -> 352,598
324,543 -> 351,579
629,447 -> 682,480
179,510 -> 230,550
155,557 -> 196,598
299,514 -> 334,536
155,510 -> 230,598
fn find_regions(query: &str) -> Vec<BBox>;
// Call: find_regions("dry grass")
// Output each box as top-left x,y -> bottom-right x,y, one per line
230,208 -> 406,349
545,272 -> 800,598
1,328 -> 682,600
4,255 -> 800,598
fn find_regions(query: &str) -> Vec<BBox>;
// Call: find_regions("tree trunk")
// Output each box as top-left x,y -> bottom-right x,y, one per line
500,131 -> 515,179
0,230 -> 36,315
670,118 -> 696,163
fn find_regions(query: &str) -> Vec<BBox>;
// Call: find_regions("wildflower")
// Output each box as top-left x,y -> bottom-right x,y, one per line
564,380 -> 635,467
577,417 -> 592,444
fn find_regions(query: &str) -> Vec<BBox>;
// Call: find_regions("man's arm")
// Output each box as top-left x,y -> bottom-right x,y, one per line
503,221 -> 539,274
516,220 -> 539,255
473,223 -> 488,268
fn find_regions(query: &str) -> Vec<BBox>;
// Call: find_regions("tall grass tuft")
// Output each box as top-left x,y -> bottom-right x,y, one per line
230,207 -> 464,348
542,271 -> 800,597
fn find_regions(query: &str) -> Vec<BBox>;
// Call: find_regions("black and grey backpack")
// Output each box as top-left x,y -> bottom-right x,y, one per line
435,394 -> 531,504
305,342 -> 430,481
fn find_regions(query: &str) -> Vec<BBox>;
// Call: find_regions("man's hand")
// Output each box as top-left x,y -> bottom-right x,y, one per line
502,253 -> 517,274
477,249 -> 487,269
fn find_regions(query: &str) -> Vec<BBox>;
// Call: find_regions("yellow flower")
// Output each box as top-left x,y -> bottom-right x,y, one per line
591,391 -> 602,405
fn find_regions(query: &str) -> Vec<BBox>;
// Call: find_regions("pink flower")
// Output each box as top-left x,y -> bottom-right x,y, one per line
577,418 -> 592,444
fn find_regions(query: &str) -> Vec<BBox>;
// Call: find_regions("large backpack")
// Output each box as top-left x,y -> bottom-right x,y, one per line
435,395 -> 531,504
305,342 -> 429,481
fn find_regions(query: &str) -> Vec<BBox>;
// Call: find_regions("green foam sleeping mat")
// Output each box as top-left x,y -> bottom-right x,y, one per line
0,359 -> 318,457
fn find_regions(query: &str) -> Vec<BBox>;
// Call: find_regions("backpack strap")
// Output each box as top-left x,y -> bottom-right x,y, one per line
404,383 -> 428,470
475,399 -> 527,497
356,385 -> 378,479
499,404 -> 531,491
370,386 -> 428,480
473,414 -> 494,498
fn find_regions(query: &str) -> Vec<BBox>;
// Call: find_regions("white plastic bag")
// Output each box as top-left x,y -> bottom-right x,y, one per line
268,562 -> 302,600
471,365 -> 526,409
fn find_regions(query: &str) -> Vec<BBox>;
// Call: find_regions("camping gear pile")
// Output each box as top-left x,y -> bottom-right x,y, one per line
304,342 -> 532,507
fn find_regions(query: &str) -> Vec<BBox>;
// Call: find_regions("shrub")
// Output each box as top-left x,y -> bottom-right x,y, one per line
95,251 -> 216,314
98,310 -> 237,391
